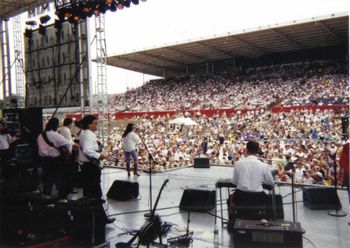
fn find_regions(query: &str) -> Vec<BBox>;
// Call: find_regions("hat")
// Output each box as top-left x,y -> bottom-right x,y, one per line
316,172 -> 323,178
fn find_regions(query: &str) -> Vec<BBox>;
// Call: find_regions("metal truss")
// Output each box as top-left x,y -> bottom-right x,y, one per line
12,15 -> 25,107
94,15 -> 109,144
1,18 -> 12,100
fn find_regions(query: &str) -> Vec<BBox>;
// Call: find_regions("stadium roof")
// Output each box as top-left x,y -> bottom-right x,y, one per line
0,0 -> 48,19
107,13 -> 349,77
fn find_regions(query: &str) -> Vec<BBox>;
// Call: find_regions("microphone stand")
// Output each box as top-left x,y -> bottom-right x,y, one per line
291,168 -> 296,222
328,148 -> 347,217
138,131 -> 154,213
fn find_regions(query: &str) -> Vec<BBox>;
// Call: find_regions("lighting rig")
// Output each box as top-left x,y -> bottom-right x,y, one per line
55,0 -> 146,24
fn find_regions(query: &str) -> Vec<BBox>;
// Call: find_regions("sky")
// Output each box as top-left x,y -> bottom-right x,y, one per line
96,0 -> 348,94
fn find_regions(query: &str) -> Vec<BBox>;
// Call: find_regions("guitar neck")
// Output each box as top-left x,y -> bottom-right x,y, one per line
149,179 -> 169,219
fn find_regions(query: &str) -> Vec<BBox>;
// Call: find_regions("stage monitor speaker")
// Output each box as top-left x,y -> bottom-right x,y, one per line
233,219 -> 303,248
303,187 -> 341,210
107,180 -> 139,201
179,188 -> 216,212
193,157 -> 210,168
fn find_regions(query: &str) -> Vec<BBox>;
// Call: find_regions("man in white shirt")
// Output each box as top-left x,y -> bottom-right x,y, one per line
37,117 -> 73,198
232,140 -> 275,206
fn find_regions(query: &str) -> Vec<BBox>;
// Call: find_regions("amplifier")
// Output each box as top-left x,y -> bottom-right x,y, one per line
233,219 -> 303,248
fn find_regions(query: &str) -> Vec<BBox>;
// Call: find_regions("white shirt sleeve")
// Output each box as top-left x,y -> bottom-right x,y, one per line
263,166 -> 275,186
81,131 -> 100,160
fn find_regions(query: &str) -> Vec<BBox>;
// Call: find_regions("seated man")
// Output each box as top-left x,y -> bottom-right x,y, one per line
228,140 -> 275,226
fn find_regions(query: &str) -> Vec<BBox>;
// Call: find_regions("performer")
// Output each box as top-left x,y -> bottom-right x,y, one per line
122,123 -> 140,177
231,140 -> 275,206
37,117 -> 73,199
78,115 -> 115,224
58,117 -> 78,193
339,139 -> 349,207
0,119 -> 18,161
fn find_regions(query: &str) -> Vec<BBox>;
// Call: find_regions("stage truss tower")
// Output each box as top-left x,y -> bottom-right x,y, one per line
94,15 -> 109,144
12,15 -> 25,107
0,18 -> 12,100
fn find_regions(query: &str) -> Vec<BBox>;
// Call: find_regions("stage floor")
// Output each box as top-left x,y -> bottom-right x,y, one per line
93,166 -> 350,248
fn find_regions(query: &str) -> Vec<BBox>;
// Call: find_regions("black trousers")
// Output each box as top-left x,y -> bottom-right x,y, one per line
81,162 -> 102,199
41,157 -> 70,198
231,189 -> 269,207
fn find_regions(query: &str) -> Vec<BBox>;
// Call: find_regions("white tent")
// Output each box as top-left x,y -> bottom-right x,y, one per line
169,117 -> 197,126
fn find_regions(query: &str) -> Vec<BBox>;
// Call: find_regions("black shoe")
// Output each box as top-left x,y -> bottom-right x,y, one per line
105,218 -> 116,224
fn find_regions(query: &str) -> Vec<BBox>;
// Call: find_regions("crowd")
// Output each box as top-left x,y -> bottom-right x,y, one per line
103,107 -> 348,186
111,60 -> 348,112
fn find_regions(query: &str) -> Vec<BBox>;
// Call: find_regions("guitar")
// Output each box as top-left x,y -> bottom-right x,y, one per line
137,179 -> 169,246
115,179 -> 169,248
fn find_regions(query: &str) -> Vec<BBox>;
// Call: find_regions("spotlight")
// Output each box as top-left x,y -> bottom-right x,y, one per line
39,15 -> 51,24
38,24 -> 46,36
98,3 -> 108,14
24,29 -> 33,38
25,20 -> 37,26
109,2 -> 117,12
117,2 -> 124,9
107,0 -> 113,4
94,9 -> 100,16
123,0 -> 131,7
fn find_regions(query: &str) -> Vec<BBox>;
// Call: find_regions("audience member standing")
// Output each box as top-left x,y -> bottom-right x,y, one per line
122,123 -> 140,177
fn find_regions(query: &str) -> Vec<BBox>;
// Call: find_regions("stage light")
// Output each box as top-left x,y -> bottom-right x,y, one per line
54,0 -> 146,24
98,3 -> 108,14
123,0 -> 131,8
64,11 -> 72,19
117,2 -> 124,9
25,20 -> 37,26
94,9 -> 100,16
109,3 -> 117,12
24,29 -> 33,38
38,24 -> 46,36
40,15 -> 51,24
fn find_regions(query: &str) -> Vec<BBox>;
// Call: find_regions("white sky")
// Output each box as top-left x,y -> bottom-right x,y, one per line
96,0 -> 348,94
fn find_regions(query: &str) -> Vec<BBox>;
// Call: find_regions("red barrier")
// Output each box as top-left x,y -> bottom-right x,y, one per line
67,104 -> 349,120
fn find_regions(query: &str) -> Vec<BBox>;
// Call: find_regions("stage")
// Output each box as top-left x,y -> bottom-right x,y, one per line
91,166 -> 350,248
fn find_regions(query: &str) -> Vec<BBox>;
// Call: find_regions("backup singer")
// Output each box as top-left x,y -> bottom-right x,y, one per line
122,123 -> 140,177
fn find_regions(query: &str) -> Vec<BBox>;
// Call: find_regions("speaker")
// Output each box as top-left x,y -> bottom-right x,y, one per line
193,157 -> 210,168
107,180 -> 139,201
303,187 -> 341,210
267,194 -> 284,219
179,188 -> 216,212
233,219 -> 303,248
2,108 -> 43,161
66,203 -> 106,244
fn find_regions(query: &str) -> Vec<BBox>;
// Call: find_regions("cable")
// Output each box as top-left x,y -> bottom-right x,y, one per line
108,205 -> 180,217
303,236 -> 317,248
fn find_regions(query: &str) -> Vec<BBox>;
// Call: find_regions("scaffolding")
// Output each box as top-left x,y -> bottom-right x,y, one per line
0,18 -> 12,100
94,15 -> 109,144
12,15 -> 25,107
